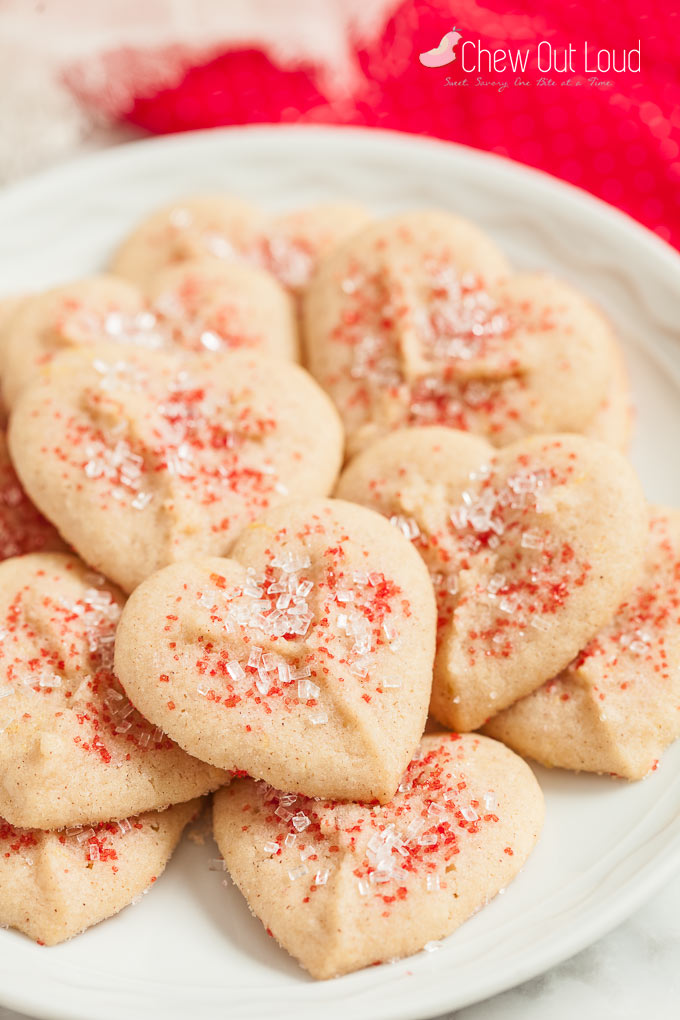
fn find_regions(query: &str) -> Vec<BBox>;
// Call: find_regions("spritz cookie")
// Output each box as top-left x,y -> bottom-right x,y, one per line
114,499 -> 437,802
1,259 -> 296,409
0,799 -> 199,945
337,428 -> 647,731
0,554 -> 226,829
485,507 -> 680,779
244,202 -> 372,294
110,195 -> 261,288
9,346 -> 343,592
213,732 -> 544,979
303,211 -> 616,455
111,195 -> 370,294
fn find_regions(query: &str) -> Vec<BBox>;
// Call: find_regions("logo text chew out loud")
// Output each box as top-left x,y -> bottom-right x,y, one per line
460,40 -> 641,75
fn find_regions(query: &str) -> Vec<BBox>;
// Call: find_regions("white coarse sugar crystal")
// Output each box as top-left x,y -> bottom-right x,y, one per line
521,528 -> 543,549
247,646 -> 263,669
131,487 -> 155,513
292,812 -> 310,832
263,842 -> 279,855
227,661 -> 245,682
314,868 -> 330,886
309,709 -> 328,725
297,678 -> 320,701
288,864 -> 308,882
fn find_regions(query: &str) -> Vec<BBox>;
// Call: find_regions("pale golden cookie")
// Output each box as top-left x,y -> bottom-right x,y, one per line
484,507 -> 680,779
337,428 -> 647,730
114,499 -> 437,802
244,202 -> 372,294
111,195 -> 261,288
0,554 -> 226,829
303,211 -> 617,455
0,799 -> 199,945
1,260 -> 297,409
0,430 -> 66,560
213,732 -> 544,979
111,195 -> 370,294
9,346 -> 343,593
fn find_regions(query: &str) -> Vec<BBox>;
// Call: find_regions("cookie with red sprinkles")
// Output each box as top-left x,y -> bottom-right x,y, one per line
111,195 -> 370,295
337,427 -> 647,730
0,554 -> 226,829
1,258 -> 297,410
114,498 -> 437,802
8,345 -> 343,593
303,210 -> 617,455
484,507 -> 680,779
212,732 -> 544,979
0,798 -> 199,945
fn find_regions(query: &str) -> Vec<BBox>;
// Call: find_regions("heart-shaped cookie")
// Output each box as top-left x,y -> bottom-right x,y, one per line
9,346 -> 343,592
303,211 -> 619,455
0,429 -> 66,560
111,195 -> 371,294
336,427 -> 647,731
0,257 -> 296,410
114,499 -> 437,802
212,732 -> 544,979
0,554 -> 226,829
485,507 -> 680,779
0,798 -> 199,945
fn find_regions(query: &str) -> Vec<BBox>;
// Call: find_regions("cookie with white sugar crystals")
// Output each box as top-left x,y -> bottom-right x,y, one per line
110,194 -> 262,288
484,507 -> 680,779
245,202 -> 372,294
8,346 -> 343,593
0,554 -> 226,830
213,732 -> 544,979
114,499 -> 437,802
336,428 -> 647,731
0,259 -> 297,410
0,799 -> 200,945
111,195 -> 371,294
0,430 -> 67,560
303,210 -> 617,455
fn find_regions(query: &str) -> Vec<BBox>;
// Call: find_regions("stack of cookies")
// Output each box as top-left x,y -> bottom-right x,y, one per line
0,197 -> 676,979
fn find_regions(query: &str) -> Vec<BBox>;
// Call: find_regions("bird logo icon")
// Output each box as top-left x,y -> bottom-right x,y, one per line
419,28 -> 462,68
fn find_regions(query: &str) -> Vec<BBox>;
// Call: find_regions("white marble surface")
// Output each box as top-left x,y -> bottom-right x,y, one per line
0,128 -> 678,1020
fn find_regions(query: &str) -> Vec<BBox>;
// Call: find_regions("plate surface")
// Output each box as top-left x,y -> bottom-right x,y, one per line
0,125 -> 679,1020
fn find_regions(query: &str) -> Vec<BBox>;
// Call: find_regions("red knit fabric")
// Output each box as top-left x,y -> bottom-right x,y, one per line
123,1 -> 680,247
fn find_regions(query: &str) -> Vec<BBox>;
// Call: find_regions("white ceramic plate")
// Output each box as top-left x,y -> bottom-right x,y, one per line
0,126 -> 679,1020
